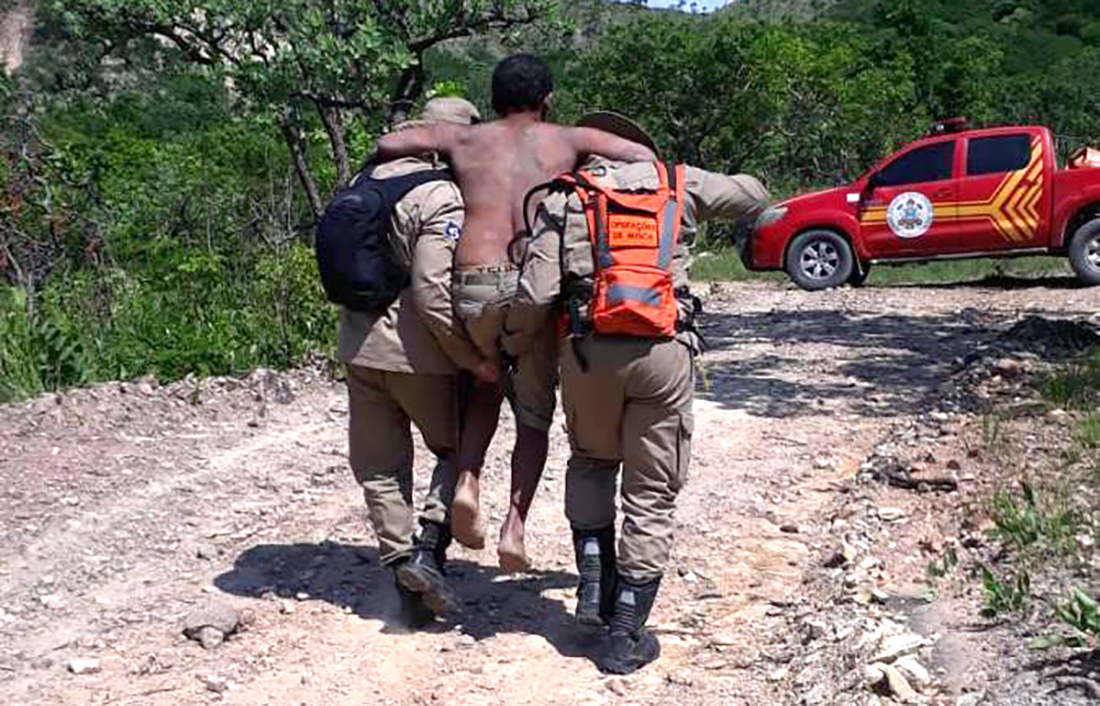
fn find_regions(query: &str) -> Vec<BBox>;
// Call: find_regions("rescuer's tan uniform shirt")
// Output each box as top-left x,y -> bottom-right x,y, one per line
503,160 -> 768,581
503,161 -> 768,356
338,157 -> 482,375
337,155 -> 481,566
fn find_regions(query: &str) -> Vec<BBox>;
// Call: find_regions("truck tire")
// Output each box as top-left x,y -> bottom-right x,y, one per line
785,230 -> 854,291
1068,219 -> 1100,286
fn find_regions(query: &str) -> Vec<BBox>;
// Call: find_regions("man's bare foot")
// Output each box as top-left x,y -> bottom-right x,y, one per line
497,510 -> 530,573
450,471 -> 486,550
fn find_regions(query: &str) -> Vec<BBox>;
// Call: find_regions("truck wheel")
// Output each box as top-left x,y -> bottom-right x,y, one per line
785,230 -> 854,291
849,262 -> 871,287
1068,219 -> 1100,286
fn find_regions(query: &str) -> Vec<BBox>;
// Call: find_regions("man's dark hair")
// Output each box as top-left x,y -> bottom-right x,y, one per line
491,54 -> 554,117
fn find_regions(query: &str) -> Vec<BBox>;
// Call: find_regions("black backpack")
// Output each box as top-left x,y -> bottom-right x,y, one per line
315,167 -> 452,313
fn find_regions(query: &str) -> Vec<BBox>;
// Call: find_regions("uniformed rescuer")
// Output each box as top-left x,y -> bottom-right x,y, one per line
339,97 -> 487,626
503,112 -> 770,674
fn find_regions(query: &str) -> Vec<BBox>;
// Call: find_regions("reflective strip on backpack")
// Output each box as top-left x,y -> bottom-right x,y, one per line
658,201 -> 677,269
656,163 -> 684,270
608,284 -> 663,307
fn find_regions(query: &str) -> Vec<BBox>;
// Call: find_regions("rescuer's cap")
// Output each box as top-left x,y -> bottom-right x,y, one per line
577,111 -> 660,159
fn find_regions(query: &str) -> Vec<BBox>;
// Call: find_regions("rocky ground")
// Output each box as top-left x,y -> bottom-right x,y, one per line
0,277 -> 1098,706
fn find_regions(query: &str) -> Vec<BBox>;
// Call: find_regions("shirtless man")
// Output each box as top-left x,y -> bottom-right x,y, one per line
372,54 -> 656,571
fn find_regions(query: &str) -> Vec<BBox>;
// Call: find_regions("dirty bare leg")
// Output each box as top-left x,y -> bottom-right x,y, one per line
498,423 -> 549,573
451,380 -> 505,550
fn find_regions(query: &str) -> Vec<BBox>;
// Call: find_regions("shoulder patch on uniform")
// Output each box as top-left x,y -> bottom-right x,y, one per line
445,221 -> 462,241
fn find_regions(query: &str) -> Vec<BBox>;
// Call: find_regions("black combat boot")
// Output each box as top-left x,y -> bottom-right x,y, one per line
572,525 -> 617,629
394,521 -> 461,616
393,573 -> 434,629
599,576 -> 662,675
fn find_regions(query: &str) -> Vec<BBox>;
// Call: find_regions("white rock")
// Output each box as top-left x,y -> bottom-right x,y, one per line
864,662 -> 887,684
882,664 -> 919,703
877,507 -> 907,523
895,656 -> 932,690
767,666 -> 789,682
67,658 -> 101,675
198,673 -> 229,693
40,594 -> 64,610
803,619 -> 828,641
871,633 -> 926,664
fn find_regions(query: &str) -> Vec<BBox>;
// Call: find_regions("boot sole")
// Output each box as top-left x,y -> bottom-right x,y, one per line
599,635 -> 661,675
395,563 -> 461,616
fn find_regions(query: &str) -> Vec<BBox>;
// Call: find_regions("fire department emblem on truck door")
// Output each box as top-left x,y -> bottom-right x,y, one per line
886,192 -> 934,239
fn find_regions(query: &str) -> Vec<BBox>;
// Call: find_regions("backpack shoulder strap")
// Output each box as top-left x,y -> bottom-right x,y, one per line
522,173 -> 583,238
365,169 -> 453,209
658,163 -> 686,270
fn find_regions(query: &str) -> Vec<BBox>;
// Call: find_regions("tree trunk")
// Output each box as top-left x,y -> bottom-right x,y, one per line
387,64 -> 425,127
278,109 -> 323,221
316,104 -> 351,187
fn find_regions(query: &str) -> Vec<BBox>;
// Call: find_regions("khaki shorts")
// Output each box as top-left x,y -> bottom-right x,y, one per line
508,321 -> 559,432
453,264 -> 519,360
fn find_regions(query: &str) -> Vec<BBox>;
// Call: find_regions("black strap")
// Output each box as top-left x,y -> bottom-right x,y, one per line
363,169 -> 453,208
666,161 -> 678,196
523,179 -> 566,237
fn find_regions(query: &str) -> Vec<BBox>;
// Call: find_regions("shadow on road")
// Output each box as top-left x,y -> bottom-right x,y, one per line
1025,649 -> 1100,701
696,307 -> 985,419
696,304 -> 1095,420
889,274 -> 1088,292
214,541 -> 596,660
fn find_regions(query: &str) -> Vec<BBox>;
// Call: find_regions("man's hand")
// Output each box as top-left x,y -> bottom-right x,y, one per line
472,359 -> 500,385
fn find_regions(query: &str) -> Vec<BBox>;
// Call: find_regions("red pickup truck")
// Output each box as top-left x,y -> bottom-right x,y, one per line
743,124 -> 1100,290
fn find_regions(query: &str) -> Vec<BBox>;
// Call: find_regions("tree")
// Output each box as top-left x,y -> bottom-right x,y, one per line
44,0 -> 560,218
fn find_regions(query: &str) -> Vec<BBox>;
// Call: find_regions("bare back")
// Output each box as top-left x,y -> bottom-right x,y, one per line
374,113 -> 656,267
447,119 -> 582,266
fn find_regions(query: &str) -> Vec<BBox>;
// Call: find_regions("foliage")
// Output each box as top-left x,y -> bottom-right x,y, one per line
1054,589 -> 1100,644
1039,348 -> 1100,410
41,0 -> 560,215
4,0 -> 1100,403
980,565 -> 1032,619
989,482 -> 1078,556
926,545 -> 959,580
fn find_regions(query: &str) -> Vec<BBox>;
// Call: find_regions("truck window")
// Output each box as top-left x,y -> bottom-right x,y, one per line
876,142 -> 955,187
967,135 -> 1031,176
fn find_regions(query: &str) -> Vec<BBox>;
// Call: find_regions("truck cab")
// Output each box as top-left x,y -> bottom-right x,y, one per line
745,124 -> 1100,289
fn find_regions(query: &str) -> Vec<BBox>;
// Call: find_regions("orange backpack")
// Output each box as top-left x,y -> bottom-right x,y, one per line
550,162 -> 686,339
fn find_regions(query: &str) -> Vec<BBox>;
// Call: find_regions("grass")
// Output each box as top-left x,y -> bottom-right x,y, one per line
977,346 -> 1100,642
866,257 -> 1072,287
1079,413 -> 1100,450
690,246 -> 1072,286
691,249 -> 784,282
1039,348 -> 1100,410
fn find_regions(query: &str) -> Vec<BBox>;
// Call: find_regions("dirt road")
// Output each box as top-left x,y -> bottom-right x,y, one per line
1,278 -> 1097,705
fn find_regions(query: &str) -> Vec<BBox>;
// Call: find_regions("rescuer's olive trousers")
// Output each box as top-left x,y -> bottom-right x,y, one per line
345,365 -> 458,566
560,337 -> 694,582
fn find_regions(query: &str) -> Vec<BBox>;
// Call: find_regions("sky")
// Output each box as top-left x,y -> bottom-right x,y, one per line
634,0 -> 733,11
